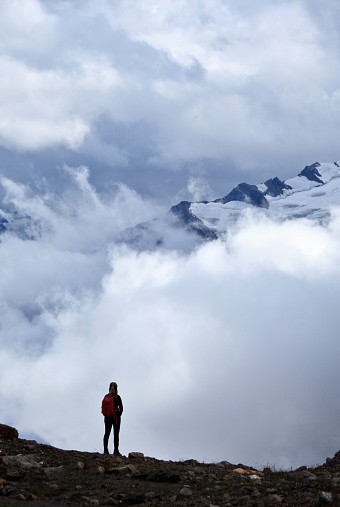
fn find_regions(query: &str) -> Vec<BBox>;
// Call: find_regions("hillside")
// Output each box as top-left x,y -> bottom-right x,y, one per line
1,424 -> 340,506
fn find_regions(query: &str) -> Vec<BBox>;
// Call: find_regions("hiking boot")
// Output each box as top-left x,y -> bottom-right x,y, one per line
114,450 -> 122,456
103,449 -> 109,455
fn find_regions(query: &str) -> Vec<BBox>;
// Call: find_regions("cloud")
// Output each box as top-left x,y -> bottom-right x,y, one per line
1,0 -> 340,470
0,0 -> 340,195
0,52 -> 123,150
1,173 -> 340,468
98,0 -> 340,169
174,175 -> 215,203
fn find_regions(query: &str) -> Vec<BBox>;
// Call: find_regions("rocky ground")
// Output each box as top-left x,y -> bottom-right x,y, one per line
1,425 -> 340,506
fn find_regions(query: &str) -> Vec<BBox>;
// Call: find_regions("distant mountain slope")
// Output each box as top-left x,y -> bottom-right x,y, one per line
170,161 -> 340,239
1,161 -> 339,250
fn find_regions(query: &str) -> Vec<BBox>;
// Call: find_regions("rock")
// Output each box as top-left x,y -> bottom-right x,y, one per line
183,459 -> 199,465
221,492 -> 231,501
0,424 -> 18,440
96,466 -> 105,475
5,470 -> 26,480
14,493 -> 26,500
146,468 -> 180,483
25,443 -> 37,451
26,493 -> 39,500
261,494 -> 283,504
249,474 -> 261,481
325,451 -> 340,467
3,454 -> 41,469
304,475 -> 317,484
76,461 -> 85,470
235,495 -> 252,504
314,491 -> 333,504
103,498 -> 117,505
179,485 -> 192,497
121,492 -> 145,504
145,491 -> 155,500
128,452 -> 144,459
332,476 -> 340,487
107,464 -> 139,474
44,465 -> 64,477
7,486 -> 20,496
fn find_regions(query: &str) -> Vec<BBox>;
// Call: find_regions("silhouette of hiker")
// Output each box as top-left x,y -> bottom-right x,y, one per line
102,382 -> 123,455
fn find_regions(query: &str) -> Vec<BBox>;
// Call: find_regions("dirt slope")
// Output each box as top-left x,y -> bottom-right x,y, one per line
1,428 -> 340,506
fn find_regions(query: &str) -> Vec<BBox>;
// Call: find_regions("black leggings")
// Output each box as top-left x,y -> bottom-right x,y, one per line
103,416 -> 121,453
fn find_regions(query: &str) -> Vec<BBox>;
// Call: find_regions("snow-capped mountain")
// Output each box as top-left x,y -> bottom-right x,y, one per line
1,161 -> 340,250
170,162 -> 340,240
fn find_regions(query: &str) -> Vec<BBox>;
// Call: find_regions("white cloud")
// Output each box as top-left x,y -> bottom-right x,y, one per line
174,175 -> 214,202
1,0 -> 340,470
1,175 -> 340,468
0,52 -> 125,150
0,0 -> 56,54
97,0 -> 340,172
0,0 -> 339,184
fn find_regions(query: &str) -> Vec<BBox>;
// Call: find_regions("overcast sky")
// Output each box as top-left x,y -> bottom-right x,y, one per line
1,0 -> 340,470
1,0 -> 340,199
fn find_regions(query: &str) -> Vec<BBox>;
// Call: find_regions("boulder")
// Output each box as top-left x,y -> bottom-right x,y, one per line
107,464 -> 139,475
0,424 -> 18,440
121,492 -> 145,504
128,452 -> 144,459
146,468 -> 180,483
325,450 -> 340,468
2,455 -> 41,469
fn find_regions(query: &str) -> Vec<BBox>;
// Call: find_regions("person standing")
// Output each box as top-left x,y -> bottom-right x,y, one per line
102,382 -> 123,455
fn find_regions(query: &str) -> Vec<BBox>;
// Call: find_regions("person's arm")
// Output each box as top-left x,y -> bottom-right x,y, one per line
118,396 -> 123,415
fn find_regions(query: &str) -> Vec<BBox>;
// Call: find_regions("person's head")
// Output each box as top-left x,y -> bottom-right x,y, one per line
109,382 -> 118,397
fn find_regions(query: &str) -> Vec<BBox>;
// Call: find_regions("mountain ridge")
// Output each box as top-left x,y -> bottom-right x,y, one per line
169,161 -> 340,242
1,160 -> 340,251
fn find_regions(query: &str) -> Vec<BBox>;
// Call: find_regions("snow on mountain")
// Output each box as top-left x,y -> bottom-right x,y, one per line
1,161 -> 340,249
171,162 -> 340,238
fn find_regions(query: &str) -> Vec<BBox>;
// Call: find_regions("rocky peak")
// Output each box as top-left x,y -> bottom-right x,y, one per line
298,162 -> 323,184
263,177 -> 293,197
214,182 -> 269,209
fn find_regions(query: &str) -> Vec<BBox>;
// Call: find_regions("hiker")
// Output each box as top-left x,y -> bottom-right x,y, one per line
102,381 -> 123,455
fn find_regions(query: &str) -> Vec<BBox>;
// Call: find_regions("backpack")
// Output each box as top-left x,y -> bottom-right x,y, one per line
101,395 -> 117,421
